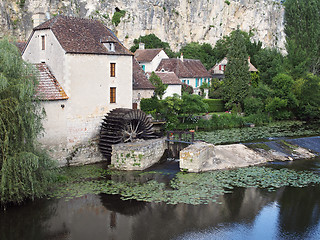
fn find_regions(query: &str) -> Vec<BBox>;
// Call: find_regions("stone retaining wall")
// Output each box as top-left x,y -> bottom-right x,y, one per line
110,138 -> 166,170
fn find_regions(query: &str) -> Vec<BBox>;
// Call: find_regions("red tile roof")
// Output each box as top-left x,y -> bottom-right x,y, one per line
33,16 -> 132,56
133,59 -> 155,90
35,63 -> 68,101
154,72 -> 182,85
134,49 -> 163,62
156,58 -> 211,78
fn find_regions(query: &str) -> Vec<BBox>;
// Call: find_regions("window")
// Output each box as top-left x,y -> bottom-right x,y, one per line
219,65 -> 222,71
41,36 -> 45,50
110,87 -> 116,103
224,65 -> 226,71
110,63 -> 116,77
195,78 -> 198,87
142,65 -> 145,72
187,80 -> 189,84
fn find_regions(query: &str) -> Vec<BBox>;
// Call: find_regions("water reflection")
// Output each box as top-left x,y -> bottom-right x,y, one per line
1,159 -> 320,240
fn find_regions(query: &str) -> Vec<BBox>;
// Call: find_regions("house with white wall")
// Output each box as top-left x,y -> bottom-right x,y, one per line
22,15 -> 133,163
210,57 -> 258,80
132,59 -> 155,109
156,56 -> 211,95
134,44 -> 169,72
151,72 -> 182,99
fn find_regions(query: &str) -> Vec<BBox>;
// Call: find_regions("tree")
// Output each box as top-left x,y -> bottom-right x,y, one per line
294,73 -> 320,120
254,47 -> 284,85
284,0 -> 320,76
0,38 -> 56,206
212,29 -> 262,65
222,28 -> 251,109
148,72 -> 167,100
130,34 -> 175,58
180,93 -> 208,122
178,42 -> 216,69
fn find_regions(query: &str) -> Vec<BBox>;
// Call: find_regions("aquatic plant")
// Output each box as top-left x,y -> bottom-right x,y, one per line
49,164 -> 320,205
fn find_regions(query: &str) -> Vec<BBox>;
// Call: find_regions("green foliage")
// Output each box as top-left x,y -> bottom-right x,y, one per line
244,97 -> 264,115
265,97 -> 291,120
130,34 -> 175,58
181,93 -> 208,117
254,47 -> 284,85
112,10 -> 126,26
294,73 -> 320,120
148,72 -> 167,100
212,29 -> 262,64
181,83 -> 193,95
223,28 -> 251,108
160,94 -> 183,129
178,42 -> 216,69
0,38 -> 56,206
140,97 -> 160,113
202,99 -> 225,112
284,0 -> 320,76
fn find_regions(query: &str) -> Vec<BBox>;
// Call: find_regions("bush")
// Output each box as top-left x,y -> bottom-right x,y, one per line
140,97 -> 160,113
244,97 -> 264,115
112,10 -> 126,26
202,99 -> 225,112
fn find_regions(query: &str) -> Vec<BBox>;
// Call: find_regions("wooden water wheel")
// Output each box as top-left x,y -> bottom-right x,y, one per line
99,108 -> 154,159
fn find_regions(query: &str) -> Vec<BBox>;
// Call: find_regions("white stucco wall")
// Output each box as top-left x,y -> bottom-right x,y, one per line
64,53 -> 133,146
22,29 -> 67,90
133,89 -> 154,109
163,85 -> 181,99
141,50 -> 169,73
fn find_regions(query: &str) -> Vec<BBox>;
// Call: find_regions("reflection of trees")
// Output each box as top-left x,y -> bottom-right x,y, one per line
278,186 -> 320,234
223,187 -> 246,220
0,199 -> 61,240
100,193 -> 146,216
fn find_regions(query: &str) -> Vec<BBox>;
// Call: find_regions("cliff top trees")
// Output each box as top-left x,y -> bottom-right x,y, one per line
0,38 -> 56,206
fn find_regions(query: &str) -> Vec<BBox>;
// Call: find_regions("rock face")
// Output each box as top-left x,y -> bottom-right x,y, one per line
1,0 -> 285,52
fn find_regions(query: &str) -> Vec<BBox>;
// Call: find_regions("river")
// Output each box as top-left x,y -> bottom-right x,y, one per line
1,156 -> 320,240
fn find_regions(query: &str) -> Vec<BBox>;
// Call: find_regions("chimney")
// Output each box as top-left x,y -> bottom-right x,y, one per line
139,43 -> 145,50
248,56 -> 251,63
180,52 -> 184,62
32,10 -> 47,28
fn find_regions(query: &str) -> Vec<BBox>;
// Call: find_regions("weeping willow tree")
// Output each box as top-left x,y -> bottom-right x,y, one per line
0,38 -> 56,207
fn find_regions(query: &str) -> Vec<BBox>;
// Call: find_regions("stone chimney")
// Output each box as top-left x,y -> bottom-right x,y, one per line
139,43 -> 145,50
180,52 -> 184,62
32,10 -> 50,28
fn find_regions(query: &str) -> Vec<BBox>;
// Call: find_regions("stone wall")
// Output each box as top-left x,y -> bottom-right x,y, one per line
111,138 -> 166,170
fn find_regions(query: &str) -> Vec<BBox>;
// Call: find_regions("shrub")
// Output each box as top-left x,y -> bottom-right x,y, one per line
202,99 -> 225,112
244,96 -> 264,115
112,10 -> 126,26
140,97 -> 160,113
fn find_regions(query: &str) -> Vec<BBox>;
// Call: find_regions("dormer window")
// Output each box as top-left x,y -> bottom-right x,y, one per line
101,37 -> 116,52
104,42 -> 115,52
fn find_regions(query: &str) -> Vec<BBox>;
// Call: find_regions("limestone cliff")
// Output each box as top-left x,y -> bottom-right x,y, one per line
0,0 -> 285,51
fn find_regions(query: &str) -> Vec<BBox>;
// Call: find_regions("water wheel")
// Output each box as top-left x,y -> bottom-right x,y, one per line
99,108 -> 154,159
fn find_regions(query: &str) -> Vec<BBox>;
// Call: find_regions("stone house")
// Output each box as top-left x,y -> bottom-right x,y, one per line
156,56 -> 211,95
210,57 -> 258,80
132,59 -> 155,109
22,15 -> 133,163
134,44 -> 169,72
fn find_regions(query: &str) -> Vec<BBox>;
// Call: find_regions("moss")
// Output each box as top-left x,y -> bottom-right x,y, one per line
112,10 -> 126,26
247,143 -> 271,151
